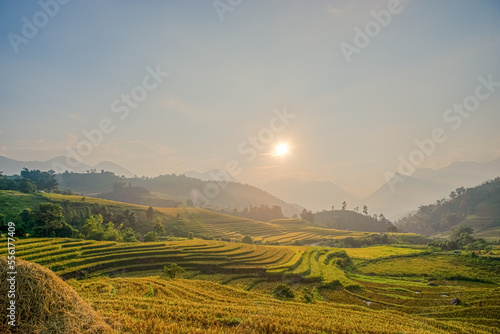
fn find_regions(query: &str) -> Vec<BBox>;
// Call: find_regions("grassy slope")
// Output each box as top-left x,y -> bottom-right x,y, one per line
0,191 -> 375,242
0,190 -> 47,221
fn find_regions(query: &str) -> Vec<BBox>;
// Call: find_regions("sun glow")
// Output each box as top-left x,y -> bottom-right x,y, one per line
274,143 -> 289,157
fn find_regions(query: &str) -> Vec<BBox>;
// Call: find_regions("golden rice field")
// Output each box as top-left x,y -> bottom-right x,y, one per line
2,237 -> 500,333
66,275 -> 497,334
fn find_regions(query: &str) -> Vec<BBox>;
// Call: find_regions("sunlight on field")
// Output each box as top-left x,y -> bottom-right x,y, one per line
343,246 -> 427,259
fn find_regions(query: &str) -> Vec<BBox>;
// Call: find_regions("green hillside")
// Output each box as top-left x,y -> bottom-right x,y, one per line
397,177 -> 500,238
55,171 -> 301,216
0,191 -> 371,243
314,209 -> 395,232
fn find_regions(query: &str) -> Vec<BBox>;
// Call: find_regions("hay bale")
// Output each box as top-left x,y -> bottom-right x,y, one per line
0,257 -> 113,334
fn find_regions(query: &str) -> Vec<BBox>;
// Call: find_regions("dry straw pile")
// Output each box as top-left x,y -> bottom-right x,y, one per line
0,257 -> 113,334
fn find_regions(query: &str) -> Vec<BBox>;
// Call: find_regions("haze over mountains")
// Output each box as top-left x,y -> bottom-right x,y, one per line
262,179 -> 354,212
365,158 -> 500,219
1,154 -> 498,219
0,155 -> 135,178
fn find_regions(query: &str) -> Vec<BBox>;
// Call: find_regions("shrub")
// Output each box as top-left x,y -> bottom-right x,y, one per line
301,287 -> 316,304
144,231 -> 159,242
187,232 -> 194,240
163,263 -> 185,279
272,283 -> 295,299
242,235 -> 253,244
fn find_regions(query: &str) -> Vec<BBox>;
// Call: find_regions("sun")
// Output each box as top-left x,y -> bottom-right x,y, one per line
274,143 -> 289,157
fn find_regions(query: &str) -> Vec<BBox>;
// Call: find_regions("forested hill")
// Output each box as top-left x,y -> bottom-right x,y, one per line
397,177 -> 500,238
56,171 -> 301,217
313,209 -> 396,233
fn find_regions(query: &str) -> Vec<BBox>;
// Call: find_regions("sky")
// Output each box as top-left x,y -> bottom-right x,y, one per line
0,0 -> 499,198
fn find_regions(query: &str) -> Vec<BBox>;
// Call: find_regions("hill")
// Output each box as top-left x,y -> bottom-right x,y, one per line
184,169 -> 238,182
397,177 -> 500,238
0,190 -> 368,243
314,209 -> 395,233
55,171 -> 302,217
0,155 -> 134,177
96,182 -> 181,207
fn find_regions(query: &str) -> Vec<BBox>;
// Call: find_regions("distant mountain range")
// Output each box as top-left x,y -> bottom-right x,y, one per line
363,158 -> 500,219
261,158 -> 500,220
0,155 -> 135,178
184,169 -> 238,183
1,155 -> 499,220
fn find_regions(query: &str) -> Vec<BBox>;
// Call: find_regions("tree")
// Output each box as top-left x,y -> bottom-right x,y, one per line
187,232 -> 194,240
300,209 -> 314,222
122,227 -> 138,242
146,206 -> 154,220
449,191 -> 457,200
163,263 -> 185,279
353,207 -> 359,213
102,222 -> 121,241
20,168 -> 58,192
242,235 -> 253,244
82,215 -> 106,241
32,203 -> 79,238
20,208 -> 34,232
33,203 -> 65,237
451,225 -> 474,241
144,231 -> 159,242
387,225 -> 398,233
0,173 -> 17,190
342,201 -> 347,210
17,179 -> 37,193
456,187 -> 466,196
154,221 -> 166,236
363,205 -> 368,215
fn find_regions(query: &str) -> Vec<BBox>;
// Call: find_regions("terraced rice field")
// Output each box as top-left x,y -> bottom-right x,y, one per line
177,207 -> 285,238
1,238 -> 304,279
2,237 -> 500,333
66,275 -> 497,334
0,238 -> 356,285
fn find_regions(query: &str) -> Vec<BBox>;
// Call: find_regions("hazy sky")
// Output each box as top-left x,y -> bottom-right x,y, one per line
1,0 -> 499,197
